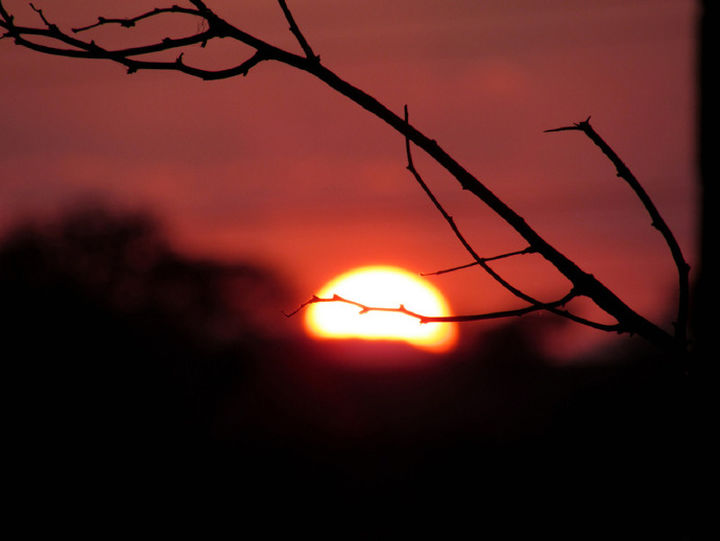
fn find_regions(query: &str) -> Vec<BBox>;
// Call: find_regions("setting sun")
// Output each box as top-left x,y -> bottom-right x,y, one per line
305,266 -> 458,353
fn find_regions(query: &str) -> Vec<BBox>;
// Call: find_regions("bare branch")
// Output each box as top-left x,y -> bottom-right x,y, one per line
543,116 -> 592,133
420,247 -> 536,276
1,3 -> 270,80
0,1 -> 683,351
285,290 -> 587,324
546,117 -> 690,345
403,105 -> 535,304
28,2 -> 53,28
3,4 -> 213,56
0,2 -> 12,27
72,6 -> 202,34
187,0 -> 211,12
277,0 -> 318,61
285,290 -> 622,333
123,50 -> 267,79
403,106 -> 617,331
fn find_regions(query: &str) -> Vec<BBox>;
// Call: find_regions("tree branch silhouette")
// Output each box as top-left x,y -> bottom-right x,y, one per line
277,0 -> 318,61
545,117 -> 690,346
420,247 -> 536,277
283,290 -> 605,328
401,105 -> 621,332
70,6 -> 202,33
0,1 -> 688,352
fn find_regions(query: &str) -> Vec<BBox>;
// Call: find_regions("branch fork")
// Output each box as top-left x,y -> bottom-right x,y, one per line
0,1 -> 687,352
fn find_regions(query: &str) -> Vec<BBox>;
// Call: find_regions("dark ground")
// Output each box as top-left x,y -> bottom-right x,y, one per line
3,208 -> 693,532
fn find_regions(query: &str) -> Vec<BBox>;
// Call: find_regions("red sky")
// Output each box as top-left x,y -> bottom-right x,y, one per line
0,0 -> 698,357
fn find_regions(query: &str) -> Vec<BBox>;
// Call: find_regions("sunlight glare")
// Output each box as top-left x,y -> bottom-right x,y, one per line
305,265 -> 458,353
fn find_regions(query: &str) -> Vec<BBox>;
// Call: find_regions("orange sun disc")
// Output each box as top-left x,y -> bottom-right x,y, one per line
305,265 -> 458,353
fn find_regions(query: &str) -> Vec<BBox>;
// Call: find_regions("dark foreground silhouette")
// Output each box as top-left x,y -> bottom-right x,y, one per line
2,208 -> 689,528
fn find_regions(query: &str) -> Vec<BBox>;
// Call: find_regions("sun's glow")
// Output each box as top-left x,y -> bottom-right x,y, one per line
305,266 -> 458,353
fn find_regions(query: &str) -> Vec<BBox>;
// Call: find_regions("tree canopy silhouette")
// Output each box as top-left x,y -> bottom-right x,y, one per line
1,206 -> 290,473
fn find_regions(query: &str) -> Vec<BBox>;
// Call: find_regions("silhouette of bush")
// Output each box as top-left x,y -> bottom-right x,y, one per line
1,206 -> 291,476
1,207 -> 688,522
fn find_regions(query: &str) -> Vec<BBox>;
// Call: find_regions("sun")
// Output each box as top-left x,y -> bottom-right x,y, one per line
305,265 -> 458,353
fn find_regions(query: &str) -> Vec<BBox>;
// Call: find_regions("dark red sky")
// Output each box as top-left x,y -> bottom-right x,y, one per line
1,0 -> 698,357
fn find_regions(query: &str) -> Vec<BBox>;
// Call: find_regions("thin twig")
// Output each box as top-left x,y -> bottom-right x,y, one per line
124,50 -> 266,79
421,246 -> 536,276
404,105 -> 534,303
403,106 -> 614,330
546,117 -> 690,345
284,290 -> 593,326
72,6 -> 201,34
277,0 -> 318,61
29,3 -> 53,28
2,4 -> 265,79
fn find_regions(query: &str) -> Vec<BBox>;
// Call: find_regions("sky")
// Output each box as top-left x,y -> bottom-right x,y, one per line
0,0 -> 698,357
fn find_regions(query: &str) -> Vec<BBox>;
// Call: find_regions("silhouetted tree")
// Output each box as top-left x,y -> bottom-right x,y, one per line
0,206 -> 689,527
1,206 -> 291,481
